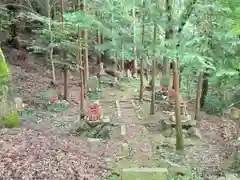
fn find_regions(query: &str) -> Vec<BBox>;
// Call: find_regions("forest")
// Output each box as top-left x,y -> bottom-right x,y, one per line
0,0 -> 240,179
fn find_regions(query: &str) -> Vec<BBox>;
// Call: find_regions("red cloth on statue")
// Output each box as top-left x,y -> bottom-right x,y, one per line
87,104 -> 101,121
168,90 -> 176,97
50,97 -> 57,103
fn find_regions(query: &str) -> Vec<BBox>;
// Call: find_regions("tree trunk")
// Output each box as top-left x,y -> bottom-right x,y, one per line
96,28 -> 101,64
47,0 -> 55,82
172,65 -> 181,90
173,61 -> 184,151
139,1 -> 145,101
139,57 -> 144,101
195,71 -> 203,120
162,0 -> 172,76
132,0 -> 137,77
121,44 -> 124,73
83,29 -> 89,88
78,33 -> 85,113
0,48 -> 20,128
100,33 -> 104,44
200,72 -> 209,108
81,0 -> 89,90
150,23 -> 157,115
77,3 -> 85,113
60,0 -> 68,100
150,57 -> 156,115
63,65 -> 68,100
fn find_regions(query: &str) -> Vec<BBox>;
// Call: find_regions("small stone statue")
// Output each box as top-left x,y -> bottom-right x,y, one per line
14,97 -> 23,109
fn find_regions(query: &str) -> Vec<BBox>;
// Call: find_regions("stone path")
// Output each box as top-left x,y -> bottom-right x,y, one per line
114,100 -> 168,179
118,100 -> 153,160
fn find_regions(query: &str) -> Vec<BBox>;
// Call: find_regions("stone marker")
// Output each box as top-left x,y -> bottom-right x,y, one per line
14,97 -> 23,109
121,143 -> 129,157
121,124 -> 126,135
87,76 -> 99,90
87,76 -> 101,100
121,168 -> 168,180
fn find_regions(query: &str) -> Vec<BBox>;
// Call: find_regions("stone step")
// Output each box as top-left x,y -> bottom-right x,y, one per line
121,168 -> 168,180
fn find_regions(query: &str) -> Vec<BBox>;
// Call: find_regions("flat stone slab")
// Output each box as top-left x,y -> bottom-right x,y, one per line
121,168 -> 168,180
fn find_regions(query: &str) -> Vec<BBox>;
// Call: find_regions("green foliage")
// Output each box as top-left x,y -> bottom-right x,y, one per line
3,0 -> 239,114
230,152 -> 240,175
217,0 -> 240,35
0,48 -> 20,128
203,94 -> 231,115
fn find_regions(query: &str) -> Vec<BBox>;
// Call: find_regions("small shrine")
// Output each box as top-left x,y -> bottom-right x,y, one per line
76,100 -> 112,139
155,76 -> 171,101
75,76 -> 113,139
14,97 -> 35,117
155,86 -> 169,101
40,88 -> 69,113
87,101 -> 102,121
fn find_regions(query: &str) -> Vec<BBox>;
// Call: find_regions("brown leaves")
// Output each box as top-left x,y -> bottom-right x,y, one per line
0,128 -> 108,179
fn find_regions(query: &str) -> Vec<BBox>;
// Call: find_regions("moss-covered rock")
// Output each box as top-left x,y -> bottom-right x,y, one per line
76,120 -> 113,139
0,48 -> 20,128
121,168 -> 168,180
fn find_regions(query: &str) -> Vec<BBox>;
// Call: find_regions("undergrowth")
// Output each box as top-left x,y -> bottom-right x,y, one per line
203,94 -> 231,115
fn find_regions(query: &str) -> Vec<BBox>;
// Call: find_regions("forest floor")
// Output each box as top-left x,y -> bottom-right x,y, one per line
0,47 -> 239,179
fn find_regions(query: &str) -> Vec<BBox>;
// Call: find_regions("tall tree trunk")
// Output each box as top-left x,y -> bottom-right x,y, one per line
200,72 -> 209,108
132,0 -> 137,77
81,0 -> 89,90
195,71 -> 203,120
150,23 -> 157,115
173,61 -> 184,151
121,44 -> 124,73
200,1 -> 212,109
83,28 -> 89,86
77,27 -> 85,113
76,1 -> 85,113
139,0 -> 145,101
96,27 -> 101,64
60,0 -> 68,100
47,0 -> 55,82
163,0 -> 172,76
63,68 -> 68,100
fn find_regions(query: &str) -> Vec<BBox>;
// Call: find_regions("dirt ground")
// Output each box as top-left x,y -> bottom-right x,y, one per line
0,49 -> 239,179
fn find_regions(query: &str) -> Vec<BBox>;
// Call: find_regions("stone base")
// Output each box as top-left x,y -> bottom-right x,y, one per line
76,118 -> 113,139
121,168 -> 168,180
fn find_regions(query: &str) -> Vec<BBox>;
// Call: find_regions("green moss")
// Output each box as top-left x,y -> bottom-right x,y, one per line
0,48 -> 11,80
0,48 -> 20,128
0,111 -> 20,128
